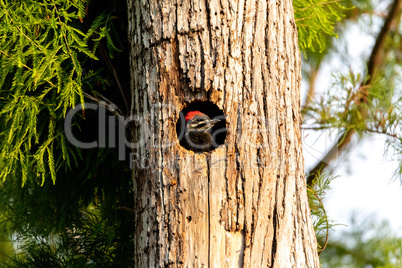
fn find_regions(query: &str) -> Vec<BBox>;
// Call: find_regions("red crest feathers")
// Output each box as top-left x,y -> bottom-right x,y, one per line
185,111 -> 204,122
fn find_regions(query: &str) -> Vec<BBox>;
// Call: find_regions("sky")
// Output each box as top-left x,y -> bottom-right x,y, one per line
301,7 -> 402,237
324,135 -> 402,235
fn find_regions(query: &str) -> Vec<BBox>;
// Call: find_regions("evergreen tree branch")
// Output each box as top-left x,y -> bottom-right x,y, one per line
303,67 -> 319,108
298,0 -> 344,12
116,206 -> 135,214
52,0 -> 78,71
97,43 -> 129,113
0,49 -> 57,88
83,92 -> 123,119
365,128 -> 399,139
307,0 -> 402,186
2,3 -> 45,54
307,172 -> 337,255
294,0 -> 349,52
309,188 -> 329,255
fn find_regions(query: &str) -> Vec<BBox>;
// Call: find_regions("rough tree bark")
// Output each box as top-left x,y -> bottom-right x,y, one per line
127,0 -> 319,266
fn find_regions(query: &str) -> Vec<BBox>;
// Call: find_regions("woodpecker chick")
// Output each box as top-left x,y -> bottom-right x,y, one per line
184,111 -> 220,152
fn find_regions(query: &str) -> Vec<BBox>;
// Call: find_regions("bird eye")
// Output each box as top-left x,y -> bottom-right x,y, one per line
189,121 -> 206,128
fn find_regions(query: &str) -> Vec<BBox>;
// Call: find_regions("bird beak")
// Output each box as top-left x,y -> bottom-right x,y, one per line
209,119 -> 221,125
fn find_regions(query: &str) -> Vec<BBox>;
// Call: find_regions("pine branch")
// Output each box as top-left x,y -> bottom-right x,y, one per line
307,0 -> 402,186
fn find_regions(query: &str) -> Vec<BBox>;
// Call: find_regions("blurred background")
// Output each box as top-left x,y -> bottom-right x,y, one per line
301,0 -> 402,266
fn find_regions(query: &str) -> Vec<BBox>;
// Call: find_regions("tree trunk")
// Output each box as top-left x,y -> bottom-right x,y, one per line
127,0 -> 319,266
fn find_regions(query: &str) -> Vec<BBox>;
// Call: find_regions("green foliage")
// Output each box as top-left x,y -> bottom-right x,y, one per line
307,172 -> 338,254
293,0 -> 352,53
0,0 -> 121,186
0,234 -> 13,262
0,0 -> 133,266
303,69 -> 398,131
0,147 -> 134,266
302,0 -> 402,148
2,212 -> 128,267
303,66 -> 402,175
320,216 -> 402,267
302,0 -> 402,263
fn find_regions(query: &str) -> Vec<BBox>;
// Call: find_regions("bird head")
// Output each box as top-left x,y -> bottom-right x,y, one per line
185,111 -> 220,133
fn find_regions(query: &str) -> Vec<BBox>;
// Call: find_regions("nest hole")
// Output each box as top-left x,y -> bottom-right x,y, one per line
176,101 -> 227,153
